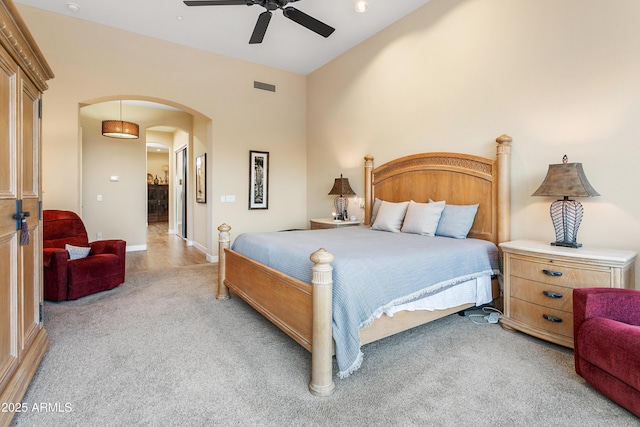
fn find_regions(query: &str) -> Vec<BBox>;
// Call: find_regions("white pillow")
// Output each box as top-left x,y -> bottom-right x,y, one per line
65,244 -> 91,260
371,201 -> 409,233
401,201 -> 446,236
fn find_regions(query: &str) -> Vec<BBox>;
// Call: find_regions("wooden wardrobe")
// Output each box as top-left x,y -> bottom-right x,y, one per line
0,1 -> 54,426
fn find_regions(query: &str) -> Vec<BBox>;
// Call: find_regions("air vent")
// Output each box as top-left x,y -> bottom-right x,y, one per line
254,81 -> 276,92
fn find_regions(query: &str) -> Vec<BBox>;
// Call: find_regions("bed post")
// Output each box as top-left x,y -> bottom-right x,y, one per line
308,248 -> 335,396
496,134 -> 512,243
364,155 -> 374,225
217,223 -> 231,300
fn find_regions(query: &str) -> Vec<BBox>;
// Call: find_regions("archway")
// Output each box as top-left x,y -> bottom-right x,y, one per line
78,97 -> 212,261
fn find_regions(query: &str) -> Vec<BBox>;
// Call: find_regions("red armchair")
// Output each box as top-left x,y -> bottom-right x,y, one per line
43,210 -> 126,301
573,287 -> 640,417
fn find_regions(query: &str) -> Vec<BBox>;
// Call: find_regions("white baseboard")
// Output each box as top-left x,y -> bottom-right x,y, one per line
192,241 -> 206,253
126,244 -> 147,252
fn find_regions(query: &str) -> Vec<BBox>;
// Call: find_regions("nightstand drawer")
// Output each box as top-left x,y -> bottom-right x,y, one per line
510,299 -> 573,338
510,257 -> 610,287
510,277 -> 573,312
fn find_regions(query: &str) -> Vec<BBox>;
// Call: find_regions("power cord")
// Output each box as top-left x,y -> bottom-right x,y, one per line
468,306 -> 503,325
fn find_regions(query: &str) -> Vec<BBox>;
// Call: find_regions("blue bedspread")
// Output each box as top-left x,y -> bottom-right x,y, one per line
231,226 -> 499,378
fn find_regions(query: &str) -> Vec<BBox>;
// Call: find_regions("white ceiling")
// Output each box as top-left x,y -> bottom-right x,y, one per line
14,0 -> 432,75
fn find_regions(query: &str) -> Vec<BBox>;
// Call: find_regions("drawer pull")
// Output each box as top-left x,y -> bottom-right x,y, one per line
542,269 -> 563,277
543,314 -> 563,323
542,290 -> 563,299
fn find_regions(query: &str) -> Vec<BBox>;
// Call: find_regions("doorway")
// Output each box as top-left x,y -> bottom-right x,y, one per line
175,147 -> 187,239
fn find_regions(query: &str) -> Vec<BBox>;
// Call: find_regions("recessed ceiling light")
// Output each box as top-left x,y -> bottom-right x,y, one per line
354,1 -> 369,13
176,16 -> 184,21
67,3 -> 80,13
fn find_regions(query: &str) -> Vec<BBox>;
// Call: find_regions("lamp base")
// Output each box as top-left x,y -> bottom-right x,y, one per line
334,197 -> 349,221
551,241 -> 582,248
549,198 -> 584,250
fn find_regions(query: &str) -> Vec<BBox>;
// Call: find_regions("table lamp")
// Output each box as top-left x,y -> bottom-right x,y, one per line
532,156 -> 599,248
328,174 -> 355,220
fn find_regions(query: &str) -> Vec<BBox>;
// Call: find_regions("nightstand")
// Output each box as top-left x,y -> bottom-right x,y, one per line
310,218 -> 361,230
499,240 -> 636,348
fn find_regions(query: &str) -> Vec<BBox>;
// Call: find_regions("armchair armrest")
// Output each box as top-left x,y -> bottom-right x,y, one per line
574,288 -> 640,330
89,239 -> 126,257
43,247 -> 69,268
43,247 -> 70,301
89,240 -> 126,284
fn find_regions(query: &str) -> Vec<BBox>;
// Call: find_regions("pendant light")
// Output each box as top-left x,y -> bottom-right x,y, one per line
102,100 -> 139,139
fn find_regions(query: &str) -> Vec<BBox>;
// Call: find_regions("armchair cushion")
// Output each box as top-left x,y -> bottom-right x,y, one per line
43,210 -> 126,301
573,288 -> 640,417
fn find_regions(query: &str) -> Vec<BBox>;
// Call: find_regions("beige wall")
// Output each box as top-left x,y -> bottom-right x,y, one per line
307,0 -> 640,287
18,5 -> 308,259
147,153 -> 170,185
146,131 -> 171,184
18,1 -> 640,285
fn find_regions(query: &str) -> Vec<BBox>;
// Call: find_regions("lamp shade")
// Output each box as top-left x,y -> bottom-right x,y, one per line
102,120 -> 139,139
328,174 -> 356,197
532,163 -> 599,198
102,100 -> 139,139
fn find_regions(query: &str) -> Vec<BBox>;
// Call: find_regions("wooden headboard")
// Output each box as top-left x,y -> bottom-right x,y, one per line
363,134 -> 512,245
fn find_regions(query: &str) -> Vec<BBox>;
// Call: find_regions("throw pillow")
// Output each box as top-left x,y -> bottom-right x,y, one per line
371,201 -> 409,233
401,200 -> 446,236
66,244 -> 91,260
435,203 -> 479,239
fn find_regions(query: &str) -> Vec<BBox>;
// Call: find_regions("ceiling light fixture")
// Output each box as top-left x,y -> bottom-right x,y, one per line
102,100 -> 139,139
354,1 -> 369,13
67,3 -> 80,13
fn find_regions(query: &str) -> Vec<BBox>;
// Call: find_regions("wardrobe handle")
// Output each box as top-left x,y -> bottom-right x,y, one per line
542,269 -> 562,277
12,210 -> 30,220
542,291 -> 563,299
543,314 -> 562,323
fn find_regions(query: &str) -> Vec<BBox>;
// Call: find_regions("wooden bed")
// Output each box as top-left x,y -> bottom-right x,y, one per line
216,134 -> 512,396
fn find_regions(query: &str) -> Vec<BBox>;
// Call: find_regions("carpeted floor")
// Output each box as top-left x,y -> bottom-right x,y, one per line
10,264 -> 638,426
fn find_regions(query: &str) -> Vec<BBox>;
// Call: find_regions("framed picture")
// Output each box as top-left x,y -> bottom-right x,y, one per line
195,153 -> 206,203
249,150 -> 269,209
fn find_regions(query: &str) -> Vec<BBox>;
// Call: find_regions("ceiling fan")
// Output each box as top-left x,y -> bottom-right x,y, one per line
183,0 -> 335,44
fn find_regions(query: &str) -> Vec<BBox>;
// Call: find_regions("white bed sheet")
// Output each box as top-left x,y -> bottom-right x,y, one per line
380,275 -> 492,317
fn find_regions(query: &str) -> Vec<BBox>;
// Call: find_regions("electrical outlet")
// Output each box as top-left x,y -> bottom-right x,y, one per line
96,232 -> 102,239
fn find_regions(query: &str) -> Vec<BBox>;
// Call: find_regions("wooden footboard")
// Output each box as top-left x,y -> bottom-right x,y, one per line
217,225 -> 335,396
222,246 -> 314,351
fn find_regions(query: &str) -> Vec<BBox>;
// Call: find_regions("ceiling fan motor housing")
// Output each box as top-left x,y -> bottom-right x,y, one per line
254,0 -> 292,10
185,0 -> 332,44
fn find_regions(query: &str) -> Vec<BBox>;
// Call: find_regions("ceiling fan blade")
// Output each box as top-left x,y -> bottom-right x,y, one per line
249,11 -> 272,44
282,7 -> 335,38
184,1 -> 253,6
